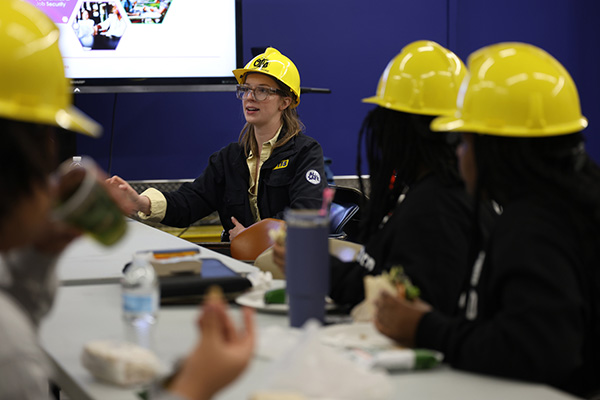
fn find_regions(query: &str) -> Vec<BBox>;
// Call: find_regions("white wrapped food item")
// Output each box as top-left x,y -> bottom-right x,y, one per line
81,340 -> 161,386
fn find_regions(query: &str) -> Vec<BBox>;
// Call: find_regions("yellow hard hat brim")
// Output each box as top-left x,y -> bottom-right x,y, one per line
431,115 -> 588,137
59,106 -> 103,137
0,100 -> 102,137
362,96 -> 459,117
361,95 -> 416,114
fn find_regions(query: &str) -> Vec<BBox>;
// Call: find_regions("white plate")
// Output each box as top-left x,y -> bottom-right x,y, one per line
235,280 -> 288,314
319,322 -> 398,351
235,280 -> 336,314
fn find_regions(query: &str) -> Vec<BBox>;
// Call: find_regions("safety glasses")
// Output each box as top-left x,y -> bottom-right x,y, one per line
235,84 -> 285,101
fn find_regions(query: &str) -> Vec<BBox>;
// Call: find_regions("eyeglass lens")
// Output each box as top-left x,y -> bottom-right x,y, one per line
236,86 -> 273,101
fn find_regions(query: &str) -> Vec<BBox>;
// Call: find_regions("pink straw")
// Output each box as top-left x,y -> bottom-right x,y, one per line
320,187 -> 335,216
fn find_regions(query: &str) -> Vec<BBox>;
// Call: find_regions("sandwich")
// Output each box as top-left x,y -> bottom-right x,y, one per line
351,265 -> 420,322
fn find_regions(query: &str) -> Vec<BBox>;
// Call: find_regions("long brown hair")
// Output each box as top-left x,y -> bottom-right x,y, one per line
238,75 -> 304,157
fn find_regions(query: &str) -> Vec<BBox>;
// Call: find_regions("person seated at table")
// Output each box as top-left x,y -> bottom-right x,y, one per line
107,47 -> 327,241
0,3 -> 254,400
95,4 -> 127,38
374,42 -> 600,398
273,41 -> 494,315
122,0 -> 140,16
91,4 -> 127,50
73,9 -> 95,49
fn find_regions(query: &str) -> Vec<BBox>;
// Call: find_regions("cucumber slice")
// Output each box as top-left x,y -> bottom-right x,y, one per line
264,288 -> 286,304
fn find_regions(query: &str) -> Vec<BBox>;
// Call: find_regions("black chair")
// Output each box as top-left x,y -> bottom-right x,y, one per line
328,185 -> 365,241
329,202 -> 359,239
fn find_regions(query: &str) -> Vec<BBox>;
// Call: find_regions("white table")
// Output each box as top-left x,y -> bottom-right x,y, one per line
40,284 -> 582,400
56,218 -> 257,285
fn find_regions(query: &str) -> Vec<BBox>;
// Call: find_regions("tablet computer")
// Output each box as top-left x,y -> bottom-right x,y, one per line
159,258 -> 252,300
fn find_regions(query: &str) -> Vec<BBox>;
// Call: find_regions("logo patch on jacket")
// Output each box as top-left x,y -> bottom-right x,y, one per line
305,169 -> 321,185
273,159 -> 289,170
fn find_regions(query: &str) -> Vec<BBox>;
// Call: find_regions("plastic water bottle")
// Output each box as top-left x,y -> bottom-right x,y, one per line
121,253 -> 160,327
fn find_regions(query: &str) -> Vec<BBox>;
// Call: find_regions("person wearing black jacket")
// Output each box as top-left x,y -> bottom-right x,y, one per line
330,174 -> 475,315
158,130 -> 325,241
108,48 -> 326,241
375,42 -> 600,398
326,41 -> 487,314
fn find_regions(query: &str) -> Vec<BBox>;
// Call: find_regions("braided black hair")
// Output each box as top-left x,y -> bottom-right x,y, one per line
473,132 -> 600,226
355,106 -> 462,243
464,132 -> 600,276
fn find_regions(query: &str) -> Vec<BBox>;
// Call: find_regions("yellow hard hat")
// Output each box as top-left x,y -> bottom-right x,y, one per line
0,0 -> 101,137
431,42 -> 588,137
362,40 -> 467,116
233,47 -> 301,107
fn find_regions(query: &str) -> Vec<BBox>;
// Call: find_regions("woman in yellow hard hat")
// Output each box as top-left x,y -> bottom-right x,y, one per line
272,41 -> 493,315
326,40 -> 497,314
375,42 -> 600,398
0,2 -> 254,399
108,47 -> 326,241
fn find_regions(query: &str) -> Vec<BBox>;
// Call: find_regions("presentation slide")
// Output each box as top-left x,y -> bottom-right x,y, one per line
26,0 -> 238,80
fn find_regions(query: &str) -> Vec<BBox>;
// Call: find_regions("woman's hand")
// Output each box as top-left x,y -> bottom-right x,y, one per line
105,175 -> 149,215
228,216 -> 246,241
167,296 -> 255,400
374,291 -> 432,347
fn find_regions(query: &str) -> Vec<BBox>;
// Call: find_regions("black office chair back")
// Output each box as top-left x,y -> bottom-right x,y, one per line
328,185 -> 366,241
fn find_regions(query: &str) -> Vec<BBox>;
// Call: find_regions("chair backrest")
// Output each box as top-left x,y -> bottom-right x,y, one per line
329,185 -> 365,241
230,218 -> 285,261
329,202 -> 360,237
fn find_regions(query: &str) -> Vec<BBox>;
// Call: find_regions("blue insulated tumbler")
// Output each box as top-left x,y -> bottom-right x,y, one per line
284,209 -> 330,328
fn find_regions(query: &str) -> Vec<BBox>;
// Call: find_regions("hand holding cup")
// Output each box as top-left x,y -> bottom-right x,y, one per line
52,157 -> 127,246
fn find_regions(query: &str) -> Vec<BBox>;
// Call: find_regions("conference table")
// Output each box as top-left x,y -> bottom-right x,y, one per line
40,219 -> 582,400
55,218 -> 258,285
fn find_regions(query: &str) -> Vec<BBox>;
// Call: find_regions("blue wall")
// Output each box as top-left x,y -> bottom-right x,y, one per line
76,0 -> 600,179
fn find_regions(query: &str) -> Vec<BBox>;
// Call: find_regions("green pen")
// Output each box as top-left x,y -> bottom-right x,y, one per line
350,348 -> 444,371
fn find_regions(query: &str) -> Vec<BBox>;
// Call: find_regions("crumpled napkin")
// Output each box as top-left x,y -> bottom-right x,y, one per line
255,320 -> 393,400
81,340 -> 162,387
246,270 -> 273,291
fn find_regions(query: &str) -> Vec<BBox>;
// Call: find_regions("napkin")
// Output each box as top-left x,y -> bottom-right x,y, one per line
246,270 -> 273,291
255,320 -> 393,400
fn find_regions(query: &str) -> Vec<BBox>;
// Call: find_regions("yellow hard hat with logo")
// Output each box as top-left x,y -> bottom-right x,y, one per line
431,42 -> 588,137
0,0 -> 101,137
233,47 -> 301,107
363,40 -> 467,116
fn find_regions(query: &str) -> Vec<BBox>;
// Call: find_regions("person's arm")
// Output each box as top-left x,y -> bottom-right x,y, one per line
416,217 -> 587,387
374,291 -> 431,348
271,232 -> 370,307
106,175 -> 152,215
95,20 -> 106,33
228,216 -> 246,241
272,139 -> 326,219
161,148 -> 229,228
